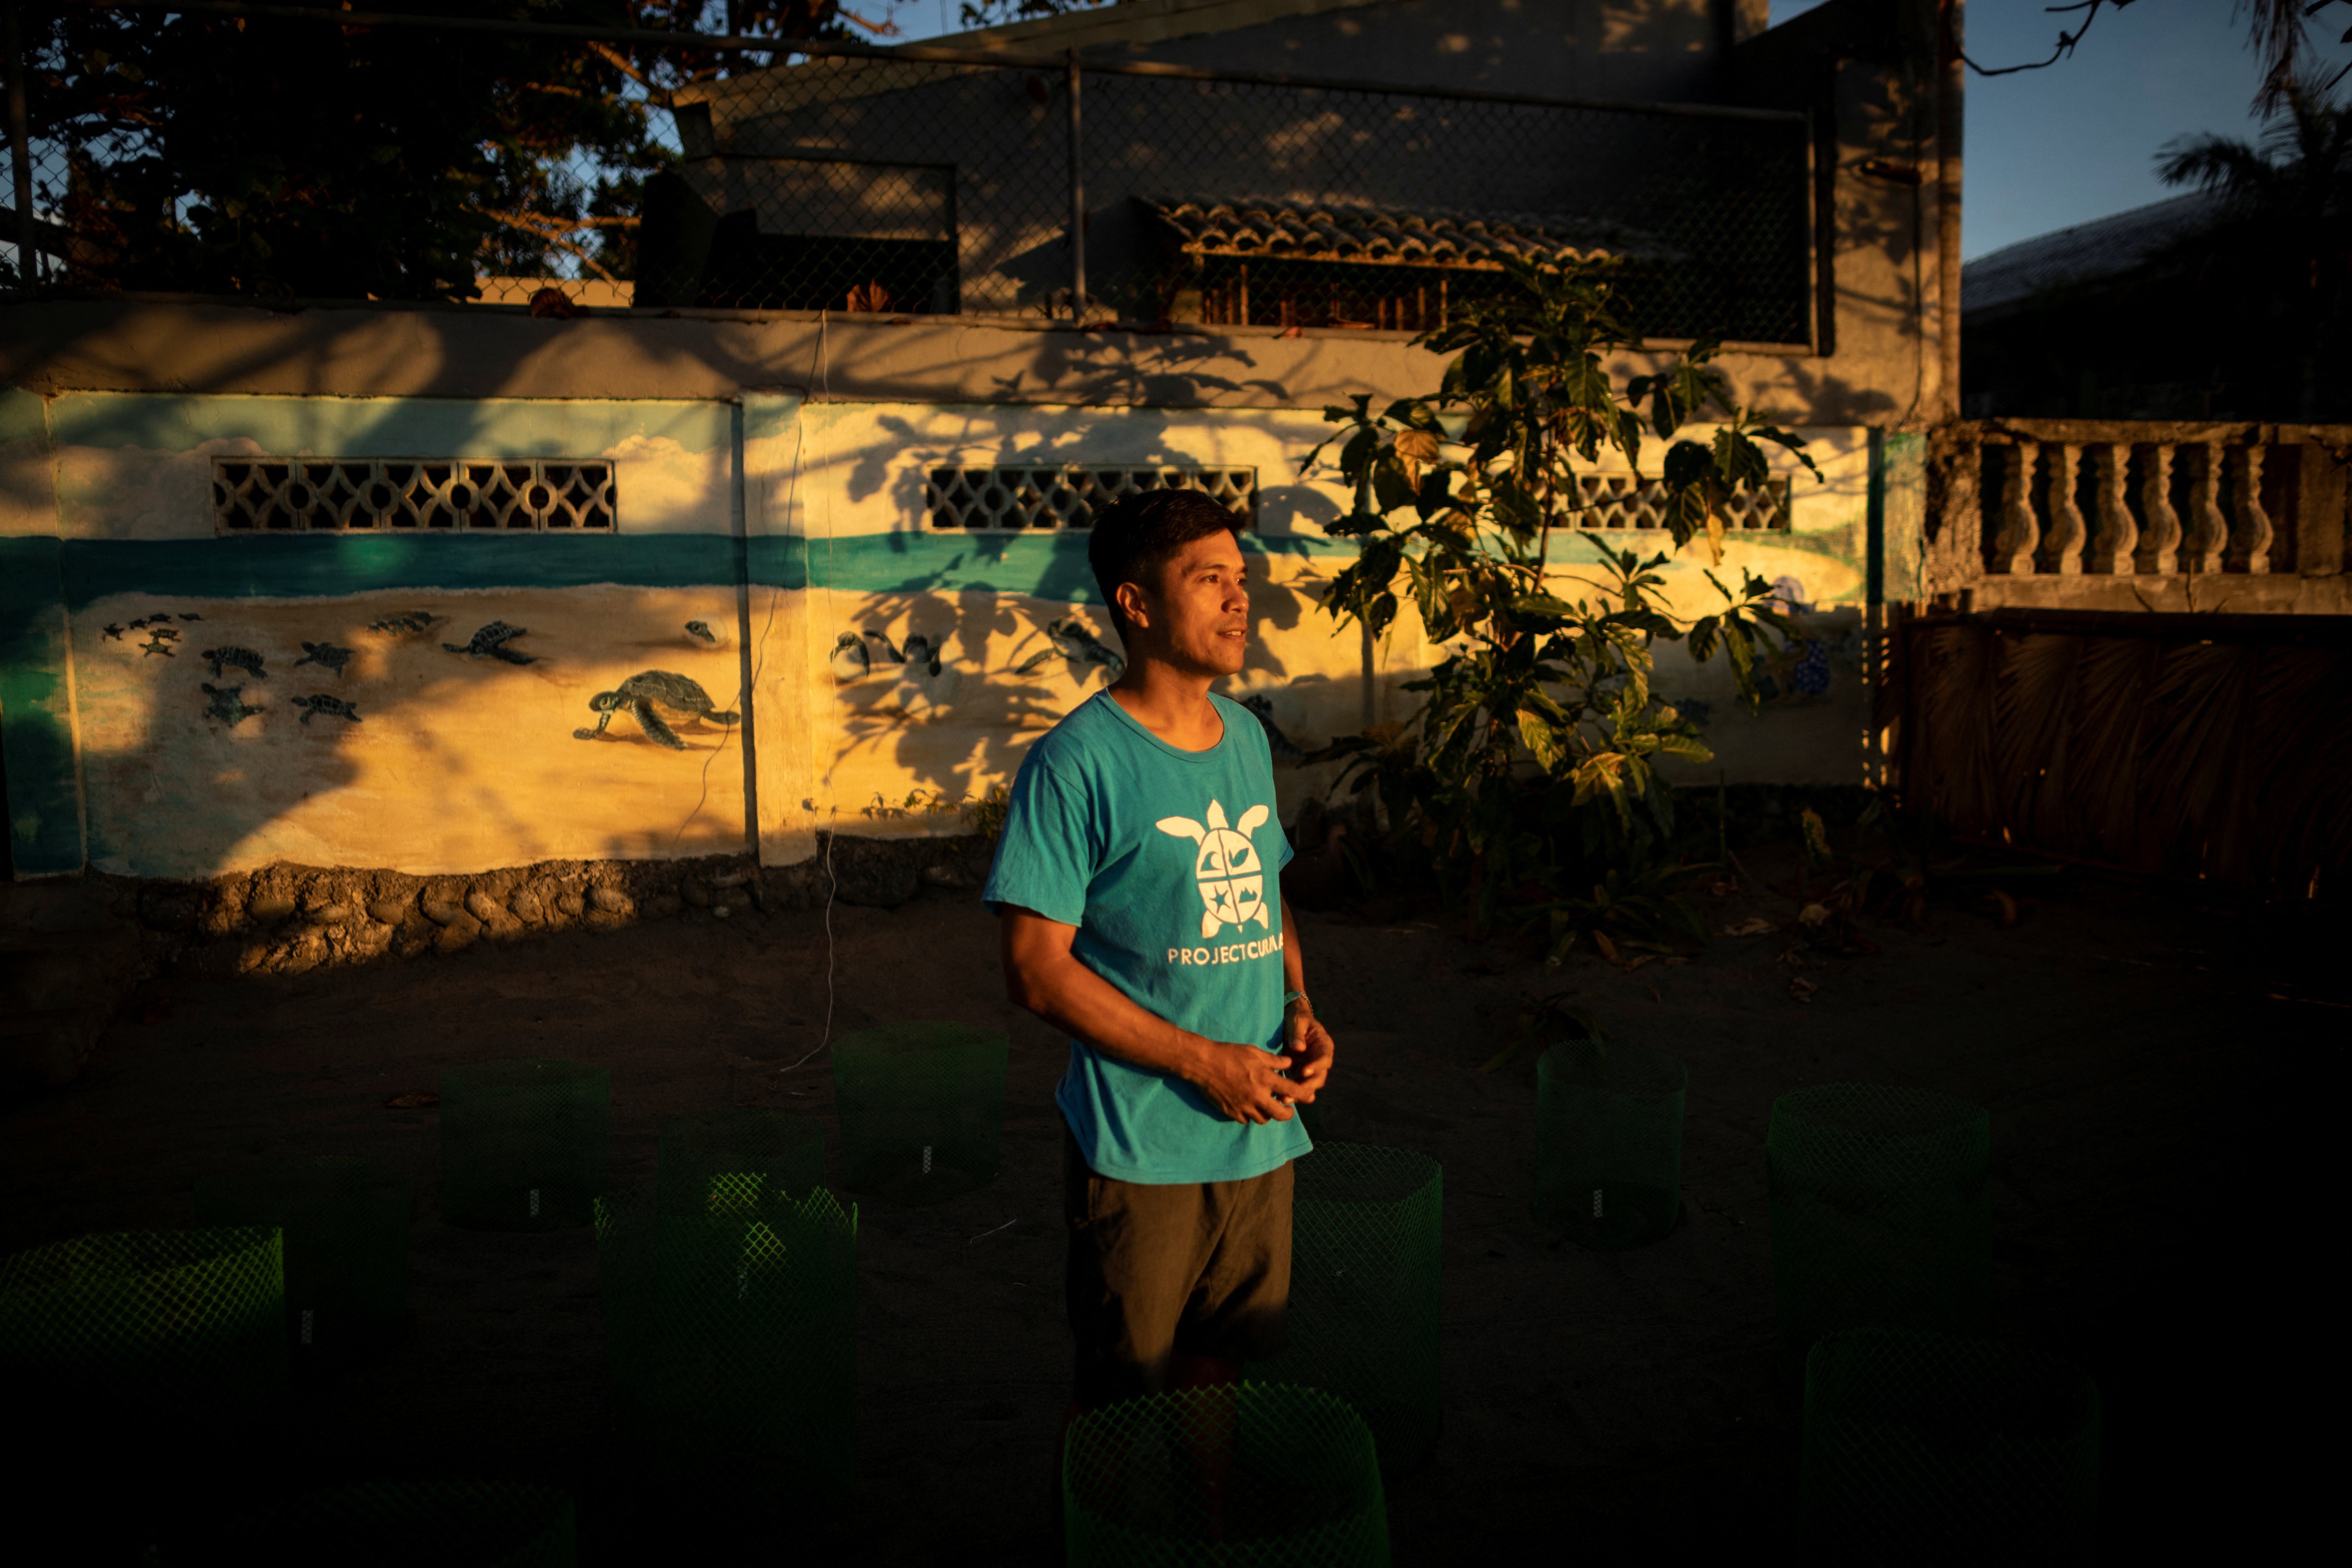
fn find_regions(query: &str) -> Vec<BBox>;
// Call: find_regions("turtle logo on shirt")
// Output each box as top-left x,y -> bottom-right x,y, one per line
1156,799 -> 1273,939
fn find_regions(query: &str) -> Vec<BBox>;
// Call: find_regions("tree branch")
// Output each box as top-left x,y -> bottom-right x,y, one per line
1958,0 -> 2114,79
478,207 -> 624,285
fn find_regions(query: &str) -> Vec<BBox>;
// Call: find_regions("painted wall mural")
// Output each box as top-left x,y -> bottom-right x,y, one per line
1,388 -> 1914,880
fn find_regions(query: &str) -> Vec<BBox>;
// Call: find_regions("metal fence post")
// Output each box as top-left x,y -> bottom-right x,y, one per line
1066,48 -> 1085,323
6,4 -> 34,288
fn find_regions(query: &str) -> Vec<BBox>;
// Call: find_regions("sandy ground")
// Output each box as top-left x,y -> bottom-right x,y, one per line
1,843 -> 2333,1562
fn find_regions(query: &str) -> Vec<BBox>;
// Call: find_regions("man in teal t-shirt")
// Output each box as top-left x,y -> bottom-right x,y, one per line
987,488 -> 1337,1414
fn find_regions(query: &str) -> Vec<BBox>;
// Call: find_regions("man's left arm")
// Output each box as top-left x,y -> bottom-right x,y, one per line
1280,898 -> 1336,1100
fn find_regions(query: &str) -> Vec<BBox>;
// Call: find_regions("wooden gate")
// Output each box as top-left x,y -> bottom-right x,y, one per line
1890,611 -> 2352,899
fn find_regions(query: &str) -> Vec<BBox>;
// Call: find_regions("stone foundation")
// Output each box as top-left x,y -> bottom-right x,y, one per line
9,833 -> 997,998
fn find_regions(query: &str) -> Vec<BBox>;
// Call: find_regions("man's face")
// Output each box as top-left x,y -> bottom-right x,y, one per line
1122,530 -> 1249,679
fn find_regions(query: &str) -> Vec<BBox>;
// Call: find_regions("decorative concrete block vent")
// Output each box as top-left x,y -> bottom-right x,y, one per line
1064,1384 -> 1390,1568
438,1060 -> 611,1231
595,1179 -> 858,1527
1530,1038 -> 1687,1250
923,464 -> 1255,532
1769,1084 -> 1992,1348
1802,1329 -> 2100,1566
194,1158 -> 412,1371
1250,1142 -> 1443,1478
278,1480 -> 578,1568
831,1022 -> 1008,1204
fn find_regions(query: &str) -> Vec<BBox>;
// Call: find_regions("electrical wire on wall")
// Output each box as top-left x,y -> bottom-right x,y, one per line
757,307 -> 842,1080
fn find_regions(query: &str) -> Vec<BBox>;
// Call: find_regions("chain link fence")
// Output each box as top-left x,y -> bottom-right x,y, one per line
5,13 -> 1809,346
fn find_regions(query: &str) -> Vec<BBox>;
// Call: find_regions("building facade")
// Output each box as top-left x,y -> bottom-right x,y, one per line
0,0 -> 1948,884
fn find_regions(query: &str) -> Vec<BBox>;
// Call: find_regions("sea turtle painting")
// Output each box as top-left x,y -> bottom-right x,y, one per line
102,623 -> 124,641
179,613 -> 203,622
684,620 -> 718,645
201,646 -> 266,680
140,632 -> 177,658
201,682 -> 264,726
444,621 -> 536,664
369,610 -> 439,637
292,694 -> 361,725
291,640 -> 354,677
572,671 -> 739,750
1155,800 -> 1273,939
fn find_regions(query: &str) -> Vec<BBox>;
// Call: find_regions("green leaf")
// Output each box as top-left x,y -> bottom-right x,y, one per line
1512,591 -> 1578,619
1517,708 -> 1565,771
1710,426 -> 1771,490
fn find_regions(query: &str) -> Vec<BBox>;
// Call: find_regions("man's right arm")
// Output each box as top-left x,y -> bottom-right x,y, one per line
999,906 -> 1305,1125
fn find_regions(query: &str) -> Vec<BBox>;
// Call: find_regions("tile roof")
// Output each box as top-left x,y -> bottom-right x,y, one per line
1962,190 -> 2226,317
1149,198 -> 1667,268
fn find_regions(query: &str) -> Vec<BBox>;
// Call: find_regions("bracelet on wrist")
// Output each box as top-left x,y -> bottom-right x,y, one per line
1282,988 -> 1312,1015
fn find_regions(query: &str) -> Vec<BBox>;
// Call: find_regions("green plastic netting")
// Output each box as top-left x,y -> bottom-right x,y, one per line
1769,1083 -> 1992,1348
0,1225 -> 287,1404
656,1107 -> 827,1219
440,1059 -> 611,1231
278,1480 -> 577,1568
1802,1329 -> 2100,1565
1247,1141 -> 1443,1478
194,1158 -> 411,1370
831,1022 -> 1007,1204
1065,1383 -> 1390,1567
1530,1038 -> 1687,1250
596,1179 -> 859,1508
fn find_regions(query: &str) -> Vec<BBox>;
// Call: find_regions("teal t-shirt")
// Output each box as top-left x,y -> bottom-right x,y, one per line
984,690 -> 1311,1185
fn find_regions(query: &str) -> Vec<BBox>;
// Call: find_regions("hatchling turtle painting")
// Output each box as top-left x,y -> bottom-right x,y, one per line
292,694 -> 361,725
291,640 -> 354,677
201,683 -> 264,727
573,671 -> 739,750
369,610 -> 440,637
444,621 -> 537,664
1155,800 -> 1274,938
201,645 -> 266,680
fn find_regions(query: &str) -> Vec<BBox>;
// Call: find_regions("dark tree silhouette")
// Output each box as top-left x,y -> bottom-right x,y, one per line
13,1 -> 861,300
2158,85 -> 2352,419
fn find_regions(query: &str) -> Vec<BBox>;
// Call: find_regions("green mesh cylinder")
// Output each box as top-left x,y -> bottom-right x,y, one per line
1802,1329 -> 2100,1565
194,1158 -> 411,1370
0,1226 -> 287,1403
1530,1039 -> 1687,1249
439,1060 -> 610,1231
1769,1083 -> 1991,1347
832,1022 -> 1007,1204
596,1180 -> 859,1511
1065,1383 -> 1389,1567
1249,1142 -> 1443,1477
279,1480 -> 576,1567
656,1108 -> 828,1218
2,1227 -> 288,1556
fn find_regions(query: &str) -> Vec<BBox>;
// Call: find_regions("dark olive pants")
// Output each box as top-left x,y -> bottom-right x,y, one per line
1062,1128 -> 1294,1409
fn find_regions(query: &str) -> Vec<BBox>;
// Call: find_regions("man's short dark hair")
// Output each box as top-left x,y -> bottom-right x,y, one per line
1088,488 -> 1244,637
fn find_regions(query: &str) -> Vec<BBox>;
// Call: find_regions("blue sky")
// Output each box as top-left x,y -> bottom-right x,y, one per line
1773,0 -> 2352,259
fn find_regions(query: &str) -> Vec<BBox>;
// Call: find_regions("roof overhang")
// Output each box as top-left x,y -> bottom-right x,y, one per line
1150,198 -> 1671,270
